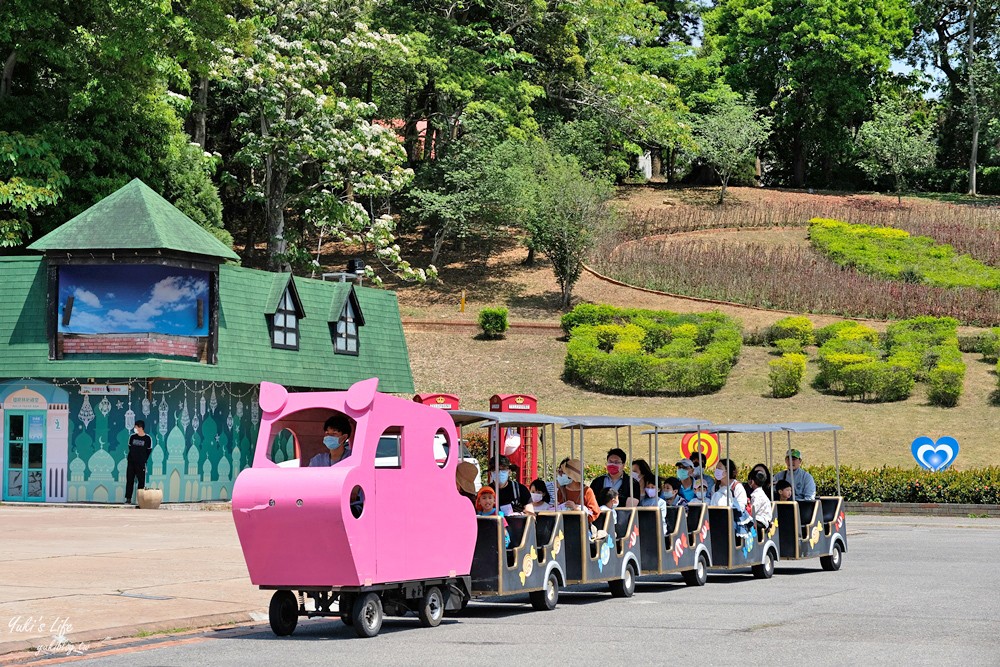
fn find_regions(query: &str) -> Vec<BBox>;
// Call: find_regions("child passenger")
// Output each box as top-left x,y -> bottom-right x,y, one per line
526,478 -> 555,512
476,487 -> 510,547
775,479 -> 793,502
748,469 -> 773,532
639,474 -> 668,531
660,476 -> 689,507
599,487 -> 620,526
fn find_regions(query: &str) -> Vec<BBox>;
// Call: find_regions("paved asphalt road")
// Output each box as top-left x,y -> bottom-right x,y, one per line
35,516 -> 1000,666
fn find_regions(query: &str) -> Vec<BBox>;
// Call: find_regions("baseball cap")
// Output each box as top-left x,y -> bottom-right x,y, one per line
785,449 -> 802,460
676,459 -> 695,469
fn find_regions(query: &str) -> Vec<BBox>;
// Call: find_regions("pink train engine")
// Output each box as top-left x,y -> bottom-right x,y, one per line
232,379 -> 477,638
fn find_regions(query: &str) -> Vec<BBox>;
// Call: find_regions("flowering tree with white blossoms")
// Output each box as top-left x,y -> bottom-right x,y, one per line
217,0 -> 433,282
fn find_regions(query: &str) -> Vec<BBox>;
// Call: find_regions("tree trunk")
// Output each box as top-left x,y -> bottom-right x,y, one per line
755,156 -> 763,186
650,148 -> 663,181
967,0 -> 979,196
792,134 -> 806,188
265,170 -> 289,272
718,175 -> 729,205
193,75 -> 209,149
666,146 -> 676,184
430,227 -> 446,266
0,50 -> 15,99
524,246 -> 535,266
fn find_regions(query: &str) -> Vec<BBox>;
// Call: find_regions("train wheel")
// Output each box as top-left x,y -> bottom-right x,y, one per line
352,592 -> 383,638
609,561 -> 637,598
821,543 -> 843,571
682,553 -> 709,587
339,593 -> 356,626
752,548 -> 776,579
418,586 -> 445,628
268,590 -> 298,637
529,572 -> 559,611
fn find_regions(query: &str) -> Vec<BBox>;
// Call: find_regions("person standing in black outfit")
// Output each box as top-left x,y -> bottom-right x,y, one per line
124,420 -> 153,504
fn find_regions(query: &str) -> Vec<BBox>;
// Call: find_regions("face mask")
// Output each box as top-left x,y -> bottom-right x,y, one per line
611,501 -> 619,509
676,469 -> 689,481
714,468 -> 725,481
531,492 -> 544,503
645,488 -> 657,498
323,435 -> 340,449
631,471 -> 641,482
606,463 -> 622,476
662,490 -> 675,499
557,474 -> 572,487
695,491 -> 706,500
692,466 -> 703,477
492,471 -> 510,485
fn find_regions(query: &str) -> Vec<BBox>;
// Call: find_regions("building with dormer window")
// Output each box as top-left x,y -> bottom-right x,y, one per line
0,179 -> 413,503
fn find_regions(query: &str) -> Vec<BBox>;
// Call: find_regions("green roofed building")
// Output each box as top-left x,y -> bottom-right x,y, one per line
0,179 -> 413,504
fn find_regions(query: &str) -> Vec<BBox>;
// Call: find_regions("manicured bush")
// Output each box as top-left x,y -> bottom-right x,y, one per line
772,337 -> 803,355
810,218 -> 1000,289
839,361 -> 914,402
977,328 -> 1000,362
927,362 -> 966,407
562,305 -> 743,395
768,353 -> 806,398
815,321 -> 879,346
811,465 -> 1000,504
815,337 -> 880,392
767,316 -> 815,345
478,307 -> 509,339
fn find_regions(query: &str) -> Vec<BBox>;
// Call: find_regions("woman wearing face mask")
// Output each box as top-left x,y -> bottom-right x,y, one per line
590,448 -> 641,508
709,458 -> 747,511
526,478 -> 555,512
638,473 -> 668,531
556,458 -> 600,522
631,458 -> 655,488
308,414 -> 353,467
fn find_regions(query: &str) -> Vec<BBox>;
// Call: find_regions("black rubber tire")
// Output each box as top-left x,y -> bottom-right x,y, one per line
339,593 -> 356,626
682,553 -> 709,587
752,549 -> 776,579
609,561 -> 637,598
352,592 -> 383,638
268,590 -> 298,637
529,572 -> 560,611
418,586 -> 445,628
821,543 -> 843,571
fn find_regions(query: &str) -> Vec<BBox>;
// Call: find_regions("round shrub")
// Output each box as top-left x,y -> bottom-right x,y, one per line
773,337 -> 803,355
478,307 -> 509,339
768,353 -> 806,398
768,316 -> 815,345
815,320 -> 879,345
927,362 -> 965,407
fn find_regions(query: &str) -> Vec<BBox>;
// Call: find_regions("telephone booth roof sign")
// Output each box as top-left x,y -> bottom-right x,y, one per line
413,393 -> 460,410
489,394 -> 537,412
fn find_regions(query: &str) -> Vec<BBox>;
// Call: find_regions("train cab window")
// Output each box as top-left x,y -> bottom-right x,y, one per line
434,428 -> 451,469
268,428 -> 298,466
375,427 -> 403,469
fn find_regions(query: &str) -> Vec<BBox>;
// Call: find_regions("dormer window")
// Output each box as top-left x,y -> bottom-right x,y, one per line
335,299 -> 359,355
271,290 -> 299,350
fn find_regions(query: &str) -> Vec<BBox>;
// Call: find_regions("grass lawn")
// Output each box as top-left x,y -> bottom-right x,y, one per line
406,328 -> 999,471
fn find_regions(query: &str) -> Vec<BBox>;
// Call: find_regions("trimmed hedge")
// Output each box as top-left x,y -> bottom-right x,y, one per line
478,307 -> 509,339
562,304 -> 742,395
767,316 -> 815,345
815,316 -> 965,405
768,353 -> 806,398
812,465 -> 1000,504
809,218 -> 1000,289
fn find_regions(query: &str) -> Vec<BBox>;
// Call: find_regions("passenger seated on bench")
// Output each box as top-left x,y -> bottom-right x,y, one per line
690,478 -> 710,505
674,459 -> 696,502
689,451 -> 714,496
748,469 -> 773,532
308,415 -> 353,467
556,459 -> 600,523
476,487 -> 510,547
710,458 -> 748,511
775,480 -> 793,502
743,463 -> 771,500
526,478 -> 555,512
598,487 -> 619,526
773,449 -> 816,501
639,473 -> 668,531
660,476 -> 689,507
591,448 -> 640,508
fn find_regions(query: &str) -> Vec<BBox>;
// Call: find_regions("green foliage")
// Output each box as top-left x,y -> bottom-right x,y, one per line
693,96 -> 771,203
815,321 -> 879,346
478,307 -> 510,339
768,353 -> 806,398
840,362 -> 915,402
563,305 -> 743,395
0,133 -> 68,246
161,134 -> 230,248
810,466 -> 1000,504
927,363 -> 965,407
855,100 -> 936,202
810,218 -> 1000,289
767,316 -> 815,346
772,338 -> 803,355
977,328 -> 1000,362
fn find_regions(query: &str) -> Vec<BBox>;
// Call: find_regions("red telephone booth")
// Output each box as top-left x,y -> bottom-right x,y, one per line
413,393 -> 460,410
488,394 -> 538,482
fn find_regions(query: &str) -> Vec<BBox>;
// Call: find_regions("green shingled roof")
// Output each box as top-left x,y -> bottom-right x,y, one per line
27,179 -> 239,261
0,257 -> 414,394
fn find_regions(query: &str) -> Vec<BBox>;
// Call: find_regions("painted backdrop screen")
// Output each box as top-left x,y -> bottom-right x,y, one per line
58,265 -> 210,336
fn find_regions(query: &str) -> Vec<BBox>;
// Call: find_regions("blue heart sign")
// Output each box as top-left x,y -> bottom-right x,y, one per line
911,436 -> 959,472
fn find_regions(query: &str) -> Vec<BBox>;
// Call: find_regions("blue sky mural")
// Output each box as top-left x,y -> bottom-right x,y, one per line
58,265 -> 210,336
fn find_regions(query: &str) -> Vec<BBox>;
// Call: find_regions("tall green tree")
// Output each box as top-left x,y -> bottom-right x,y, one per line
856,101 -> 936,204
704,0 -> 913,187
694,97 -> 772,204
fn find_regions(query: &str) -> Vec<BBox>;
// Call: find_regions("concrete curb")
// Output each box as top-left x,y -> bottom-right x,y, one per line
0,611 -> 261,659
845,501 -> 1000,517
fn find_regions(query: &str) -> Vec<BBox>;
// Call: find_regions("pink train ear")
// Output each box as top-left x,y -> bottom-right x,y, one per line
258,382 -> 289,415
345,377 -> 379,413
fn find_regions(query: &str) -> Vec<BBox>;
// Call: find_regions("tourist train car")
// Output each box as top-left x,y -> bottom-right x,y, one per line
232,379 -> 477,638
449,411 -> 570,611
